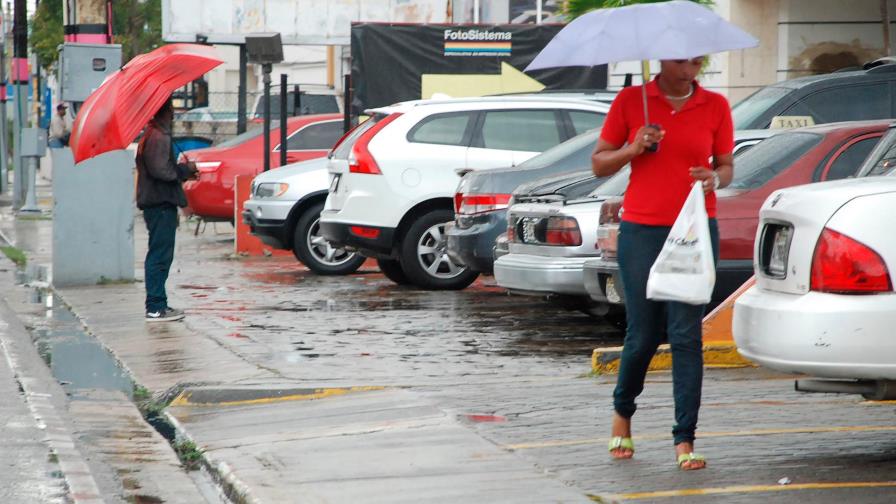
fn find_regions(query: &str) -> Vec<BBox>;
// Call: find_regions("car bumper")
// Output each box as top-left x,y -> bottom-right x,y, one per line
493,254 -> 590,296
318,215 -> 396,257
582,259 -> 753,308
241,209 -> 290,249
445,212 -> 505,274
733,286 -> 896,380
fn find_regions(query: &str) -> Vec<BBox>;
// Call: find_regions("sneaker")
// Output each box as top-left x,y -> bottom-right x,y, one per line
145,307 -> 185,322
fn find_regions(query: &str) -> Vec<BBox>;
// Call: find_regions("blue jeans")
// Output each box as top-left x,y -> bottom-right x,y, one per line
613,219 -> 719,445
143,205 -> 178,312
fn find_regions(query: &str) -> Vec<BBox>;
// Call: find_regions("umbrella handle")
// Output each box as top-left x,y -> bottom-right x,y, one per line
640,61 -> 659,153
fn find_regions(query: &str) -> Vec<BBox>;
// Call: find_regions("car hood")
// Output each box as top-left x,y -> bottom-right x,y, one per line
252,156 -> 330,184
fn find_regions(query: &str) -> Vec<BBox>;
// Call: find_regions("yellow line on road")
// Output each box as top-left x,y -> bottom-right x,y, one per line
506,424 -> 896,450
594,481 -> 896,501
170,386 -> 386,407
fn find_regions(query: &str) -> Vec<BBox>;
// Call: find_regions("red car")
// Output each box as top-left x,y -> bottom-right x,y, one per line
592,119 -> 890,309
182,113 -> 344,220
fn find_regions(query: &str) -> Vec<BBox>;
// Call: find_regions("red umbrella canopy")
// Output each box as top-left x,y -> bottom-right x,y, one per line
70,43 -> 223,164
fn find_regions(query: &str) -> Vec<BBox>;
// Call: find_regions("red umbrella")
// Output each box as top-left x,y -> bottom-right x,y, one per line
70,43 -> 224,163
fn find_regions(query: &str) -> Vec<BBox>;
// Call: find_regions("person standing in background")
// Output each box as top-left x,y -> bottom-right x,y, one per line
48,103 -> 72,147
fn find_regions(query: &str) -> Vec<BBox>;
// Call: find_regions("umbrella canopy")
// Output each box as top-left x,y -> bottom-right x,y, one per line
525,0 -> 758,71
70,43 -> 223,163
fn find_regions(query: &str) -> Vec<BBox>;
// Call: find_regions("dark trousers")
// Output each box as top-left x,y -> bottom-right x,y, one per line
143,205 -> 178,312
613,218 -> 719,445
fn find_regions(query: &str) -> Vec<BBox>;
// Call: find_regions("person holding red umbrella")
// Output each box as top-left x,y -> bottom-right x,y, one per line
137,99 -> 198,322
592,57 -> 735,470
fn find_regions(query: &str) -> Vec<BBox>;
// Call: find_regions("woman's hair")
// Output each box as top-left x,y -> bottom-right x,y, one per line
154,99 -> 173,120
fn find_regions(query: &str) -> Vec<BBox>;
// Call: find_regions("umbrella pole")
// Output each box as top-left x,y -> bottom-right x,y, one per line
641,60 -> 658,152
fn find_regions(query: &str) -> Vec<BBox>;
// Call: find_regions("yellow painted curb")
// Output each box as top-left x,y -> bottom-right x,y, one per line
591,343 -> 754,375
170,386 -> 386,407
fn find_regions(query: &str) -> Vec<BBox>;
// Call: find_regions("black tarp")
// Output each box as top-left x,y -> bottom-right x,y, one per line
350,23 -> 607,118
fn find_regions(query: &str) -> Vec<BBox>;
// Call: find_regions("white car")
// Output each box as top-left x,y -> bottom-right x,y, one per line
320,95 -> 610,289
242,157 -> 365,275
733,177 -> 896,400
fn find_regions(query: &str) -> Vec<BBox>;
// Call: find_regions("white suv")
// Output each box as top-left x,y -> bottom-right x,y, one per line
319,96 -> 610,289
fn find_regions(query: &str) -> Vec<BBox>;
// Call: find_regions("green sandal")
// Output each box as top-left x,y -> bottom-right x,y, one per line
608,436 -> 634,456
676,452 -> 706,470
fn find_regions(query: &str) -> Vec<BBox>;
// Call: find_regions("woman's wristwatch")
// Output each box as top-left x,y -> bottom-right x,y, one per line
712,171 -> 721,190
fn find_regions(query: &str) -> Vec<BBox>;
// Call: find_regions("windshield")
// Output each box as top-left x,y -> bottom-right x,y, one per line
857,127 -> 896,177
727,132 -> 823,190
732,86 -> 791,129
516,129 -> 599,171
215,121 -> 280,148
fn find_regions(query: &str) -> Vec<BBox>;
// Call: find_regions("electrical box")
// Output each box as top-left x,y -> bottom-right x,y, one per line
59,43 -> 123,102
21,128 -> 47,157
245,33 -> 284,65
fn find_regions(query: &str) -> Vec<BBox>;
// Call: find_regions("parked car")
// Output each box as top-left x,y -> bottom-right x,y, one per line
182,113 -> 344,221
174,107 -> 240,146
856,121 -> 896,177
446,129 -> 604,274
242,157 -> 365,275
319,95 -> 611,289
733,177 -> 896,400
252,86 -> 342,120
585,121 -> 889,313
732,62 -> 896,130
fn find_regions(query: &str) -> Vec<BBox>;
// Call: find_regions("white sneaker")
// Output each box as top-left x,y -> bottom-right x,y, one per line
145,307 -> 185,322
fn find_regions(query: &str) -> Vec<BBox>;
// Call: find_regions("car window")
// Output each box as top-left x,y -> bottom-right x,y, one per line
568,111 -> 605,135
407,112 -> 473,146
285,121 -> 344,150
732,86 -> 791,129
858,127 -> 896,176
515,129 -> 599,172
481,110 -> 560,151
727,132 -> 823,190
782,84 -> 890,124
823,136 -> 880,181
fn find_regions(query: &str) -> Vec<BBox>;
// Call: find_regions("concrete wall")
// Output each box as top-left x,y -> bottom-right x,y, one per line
52,149 -> 135,287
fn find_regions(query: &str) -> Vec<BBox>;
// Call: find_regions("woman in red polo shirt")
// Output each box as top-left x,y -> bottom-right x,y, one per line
591,57 -> 734,471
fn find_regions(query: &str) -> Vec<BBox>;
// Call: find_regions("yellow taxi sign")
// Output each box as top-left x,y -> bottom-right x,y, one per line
770,115 -> 815,129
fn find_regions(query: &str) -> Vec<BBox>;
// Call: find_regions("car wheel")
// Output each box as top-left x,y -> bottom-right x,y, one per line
376,258 -> 410,285
399,208 -> 478,290
293,202 -> 366,275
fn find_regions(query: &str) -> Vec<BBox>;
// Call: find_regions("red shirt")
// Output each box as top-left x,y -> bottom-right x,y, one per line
599,78 -> 734,226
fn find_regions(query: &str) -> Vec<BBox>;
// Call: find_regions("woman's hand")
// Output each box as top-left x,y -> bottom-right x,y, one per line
630,125 -> 665,156
689,167 -> 718,194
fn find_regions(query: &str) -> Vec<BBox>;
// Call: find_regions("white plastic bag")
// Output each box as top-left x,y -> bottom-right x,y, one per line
646,183 -> 715,305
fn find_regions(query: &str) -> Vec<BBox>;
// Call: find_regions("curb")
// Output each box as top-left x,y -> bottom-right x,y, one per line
164,411 -> 260,504
591,343 -> 755,374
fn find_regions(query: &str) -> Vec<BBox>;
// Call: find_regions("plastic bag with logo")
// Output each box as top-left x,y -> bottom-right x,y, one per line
646,183 -> 715,305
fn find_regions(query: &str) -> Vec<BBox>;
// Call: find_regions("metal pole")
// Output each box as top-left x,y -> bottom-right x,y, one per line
11,0 -> 26,209
0,10 -> 7,195
473,0 -> 479,23
279,73 -> 286,168
536,0 -> 543,24
343,74 -> 351,134
262,63 -> 271,172
237,43 -> 247,134
19,155 -> 38,212
293,84 -> 300,116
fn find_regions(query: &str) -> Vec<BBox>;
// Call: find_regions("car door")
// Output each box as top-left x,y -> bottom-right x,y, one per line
467,109 -> 566,168
815,133 -> 883,182
277,120 -> 344,164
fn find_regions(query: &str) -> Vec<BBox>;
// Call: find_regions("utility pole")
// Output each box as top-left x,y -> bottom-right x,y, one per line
0,5 -> 8,195
11,0 -> 26,209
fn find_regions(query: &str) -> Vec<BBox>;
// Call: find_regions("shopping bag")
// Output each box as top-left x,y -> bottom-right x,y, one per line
646,183 -> 715,305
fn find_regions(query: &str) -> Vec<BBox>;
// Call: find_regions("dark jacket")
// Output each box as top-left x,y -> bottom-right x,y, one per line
136,121 -> 192,209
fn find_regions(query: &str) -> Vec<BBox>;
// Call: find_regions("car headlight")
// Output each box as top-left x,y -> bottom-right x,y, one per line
255,182 -> 289,198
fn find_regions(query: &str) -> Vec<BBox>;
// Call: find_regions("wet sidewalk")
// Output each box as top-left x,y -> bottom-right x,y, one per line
3,181 -> 896,503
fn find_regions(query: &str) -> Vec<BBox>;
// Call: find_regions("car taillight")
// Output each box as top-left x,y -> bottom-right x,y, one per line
350,226 -> 381,239
195,161 -> 222,172
506,222 -> 516,242
349,113 -> 402,175
810,228 -> 892,294
456,194 -> 512,215
545,217 -> 582,246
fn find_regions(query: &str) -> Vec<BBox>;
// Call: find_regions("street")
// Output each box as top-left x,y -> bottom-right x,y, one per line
2,206 -> 896,503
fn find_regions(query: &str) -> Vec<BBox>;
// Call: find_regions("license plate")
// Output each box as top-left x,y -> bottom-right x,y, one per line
521,218 -> 538,244
329,174 -> 340,193
768,226 -> 791,277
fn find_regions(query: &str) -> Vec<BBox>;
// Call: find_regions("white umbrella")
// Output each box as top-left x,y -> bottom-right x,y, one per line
525,0 -> 758,128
